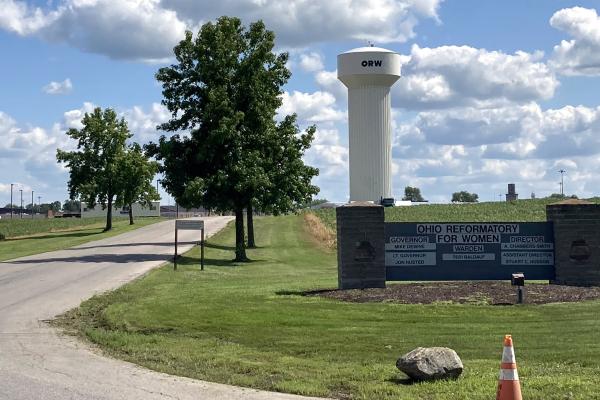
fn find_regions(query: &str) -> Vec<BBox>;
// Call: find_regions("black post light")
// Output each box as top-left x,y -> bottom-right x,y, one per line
511,273 -> 525,304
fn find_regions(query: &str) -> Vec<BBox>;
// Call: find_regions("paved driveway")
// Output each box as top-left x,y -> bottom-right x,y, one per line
0,217 -> 324,399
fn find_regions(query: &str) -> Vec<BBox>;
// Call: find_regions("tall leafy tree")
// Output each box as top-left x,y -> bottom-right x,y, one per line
62,199 -> 81,212
402,186 -> 426,202
57,107 -> 131,231
254,115 -> 319,217
235,20 -> 292,248
116,143 -> 160,225
451,191 -> 479,203
150,17 -> 319,261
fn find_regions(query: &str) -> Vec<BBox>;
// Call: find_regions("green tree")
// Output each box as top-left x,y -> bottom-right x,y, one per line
254,116 -> 319,216
36,202 -> 60,214
547,193 -> 577,200
62,199 -> 81,212
115,143 -> 160,225
308,198 -> 329,208
452,191 -> 479,202
402,186 -> 426,202
56,107 -> 131,231
51,201 -> 62,212
150,17 -> 318,260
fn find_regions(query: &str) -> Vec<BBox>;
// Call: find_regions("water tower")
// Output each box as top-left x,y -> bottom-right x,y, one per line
338,46 -> 401,203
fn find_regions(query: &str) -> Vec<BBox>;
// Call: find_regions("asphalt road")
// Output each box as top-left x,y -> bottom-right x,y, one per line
0,217 -> 324,400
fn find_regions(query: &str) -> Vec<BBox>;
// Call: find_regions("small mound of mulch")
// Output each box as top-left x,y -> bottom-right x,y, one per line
308,282 -> 600,305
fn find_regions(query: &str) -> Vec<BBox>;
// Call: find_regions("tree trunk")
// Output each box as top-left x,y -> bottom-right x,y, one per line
105,197 -> 113,231
129,203 -> 134,225
247,203 -> 256,248
234,207 -> 248,262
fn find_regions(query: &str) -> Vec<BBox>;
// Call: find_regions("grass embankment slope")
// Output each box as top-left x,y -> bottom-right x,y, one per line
314,198 -> 600,231
0,217 -> 163,261
58,211 -> 600,399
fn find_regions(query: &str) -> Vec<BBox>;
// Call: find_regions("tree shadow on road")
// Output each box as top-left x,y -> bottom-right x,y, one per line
72,241 -> 195,250
6,231 -> 103,241
175,254 -> 265,268
7,253 -> 174,264
203,242 -> 236,251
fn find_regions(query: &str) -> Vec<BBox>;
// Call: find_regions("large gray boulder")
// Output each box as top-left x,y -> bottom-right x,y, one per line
396,347 -> 463,381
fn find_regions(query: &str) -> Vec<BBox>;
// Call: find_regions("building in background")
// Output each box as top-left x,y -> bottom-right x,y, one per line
81,202 -> 160,218
506,184 -> 518,201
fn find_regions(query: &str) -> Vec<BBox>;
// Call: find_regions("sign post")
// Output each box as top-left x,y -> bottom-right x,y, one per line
174,219 -> 205,271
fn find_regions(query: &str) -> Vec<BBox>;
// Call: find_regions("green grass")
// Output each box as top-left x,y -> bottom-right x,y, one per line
0,216 -> 109,238
313,198 -> 600,231
56,215 -> 600,399
0,217 -> 164,261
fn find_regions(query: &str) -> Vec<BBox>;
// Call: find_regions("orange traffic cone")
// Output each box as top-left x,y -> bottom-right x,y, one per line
496,334 -> 522,400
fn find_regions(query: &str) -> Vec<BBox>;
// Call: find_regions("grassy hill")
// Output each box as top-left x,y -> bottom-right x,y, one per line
56,214 -> 600,399
313,198 -> 600,231
0,217 -> 163,261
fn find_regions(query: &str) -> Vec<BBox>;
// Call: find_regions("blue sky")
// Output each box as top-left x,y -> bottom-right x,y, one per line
2,0 -> 600,206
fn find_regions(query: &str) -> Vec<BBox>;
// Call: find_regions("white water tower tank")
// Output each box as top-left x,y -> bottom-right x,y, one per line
338,46 -> 401,203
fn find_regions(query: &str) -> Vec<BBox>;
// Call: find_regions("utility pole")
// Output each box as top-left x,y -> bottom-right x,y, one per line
156,179 -> 162,201
558,169 -> 566,196
38,196 -> 41,214
31,191 -> 34,219
10,183 -> 13,219
19,189 -> 23,218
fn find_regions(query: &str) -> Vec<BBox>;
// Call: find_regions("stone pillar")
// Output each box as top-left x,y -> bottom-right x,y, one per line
336,202 -> 385,289
546,200 -> 600,286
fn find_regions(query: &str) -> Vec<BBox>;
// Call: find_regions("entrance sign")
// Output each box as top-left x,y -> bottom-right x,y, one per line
385,222 -> 555,281
176,220 -> 204,230
174,219 -> 205,271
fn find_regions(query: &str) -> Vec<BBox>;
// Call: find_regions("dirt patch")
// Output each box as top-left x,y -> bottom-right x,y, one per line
308,281 -> 600,305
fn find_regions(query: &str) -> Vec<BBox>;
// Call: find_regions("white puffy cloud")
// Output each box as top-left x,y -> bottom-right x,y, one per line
0,0 -> 58,35
42,78 -> 72,95
315,69 -> 347,104
550,7 -> 600,76
394,45 -> 558,110
62,101 -> 96,129
396,102 -> 600,161
0,0 -> 441,61
0,0 -> 187,62
122,102 -> 170,143
384,101 -> 600,201
475,104 -> 600,159
534,105 -> 600,158
0,111 -> 57,156
299,52 -> 324,73
279,90 -> 345,124
414,103 -> 541,146
304,127 -> 349,200
162,0 -> 442,46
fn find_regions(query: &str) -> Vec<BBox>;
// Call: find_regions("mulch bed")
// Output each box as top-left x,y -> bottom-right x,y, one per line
308,281 -> 600,305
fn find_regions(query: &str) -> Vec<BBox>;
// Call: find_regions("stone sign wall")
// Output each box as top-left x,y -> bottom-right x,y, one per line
547,200 -> 600,286
337,200 -> 600,289
336,202 -> 385,289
